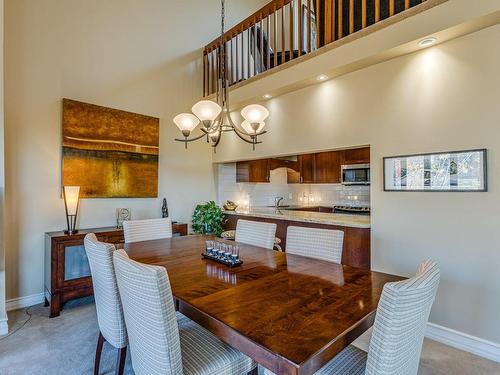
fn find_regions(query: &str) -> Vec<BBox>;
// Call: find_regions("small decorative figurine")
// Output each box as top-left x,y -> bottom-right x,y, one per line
223,200 -> 238,211
116,208 -> 131,228
162,198 -> 169,218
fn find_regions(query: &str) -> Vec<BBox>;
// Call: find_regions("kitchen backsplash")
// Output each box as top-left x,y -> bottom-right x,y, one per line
216,163 -> 370,208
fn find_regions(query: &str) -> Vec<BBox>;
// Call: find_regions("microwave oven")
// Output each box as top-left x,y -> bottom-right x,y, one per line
341,163 -> 370,185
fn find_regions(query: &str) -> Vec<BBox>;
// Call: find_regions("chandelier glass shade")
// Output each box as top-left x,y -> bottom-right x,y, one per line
173,0 -> 268,151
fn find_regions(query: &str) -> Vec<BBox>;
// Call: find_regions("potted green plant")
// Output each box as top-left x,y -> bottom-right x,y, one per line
192,201 -> 225,237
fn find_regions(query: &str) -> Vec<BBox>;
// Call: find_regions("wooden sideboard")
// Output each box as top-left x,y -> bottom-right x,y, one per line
44,223 -> 188,318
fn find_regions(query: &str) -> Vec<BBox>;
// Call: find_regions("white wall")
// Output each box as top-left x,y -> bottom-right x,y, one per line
3,0 -> 267,302
0,0 -> 7,333
214,25 -> 500,344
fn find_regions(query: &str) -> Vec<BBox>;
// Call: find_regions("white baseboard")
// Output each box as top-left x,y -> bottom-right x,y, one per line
6,292 -> 45,312
0,318 -> 8,335
426,322 -> 500,363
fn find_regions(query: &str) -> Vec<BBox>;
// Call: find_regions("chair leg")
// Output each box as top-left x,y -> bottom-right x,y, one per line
115,347 -> 127,375
94,331 -> 105,375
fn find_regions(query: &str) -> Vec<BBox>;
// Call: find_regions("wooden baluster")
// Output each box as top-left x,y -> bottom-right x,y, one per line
338,0 -> 343,39
267,16 -> 271,69
211,50 -> 215,94
247,28 -> 251,78
389,0 -> 395,16
324,0 -> 332,45
203,51 -> 206,96
289,1 -> 294,61
227,40 -> 231,86
281,4 -> 285,63
307,0 -> 311,52
253,20 -> 258,74
315,0 -> 321,49
332,0 -> 336,41
260,17 -> 265,72
236,34 -> 240,83
298,0 -> 303,56
405,0 -> 410,9
274,5 -> 278,68
362,0 -> 367,28
349,0 -> 354,34
375,0 -> 380,22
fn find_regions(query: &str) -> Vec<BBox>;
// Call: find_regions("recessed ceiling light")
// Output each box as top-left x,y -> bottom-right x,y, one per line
418,37 -> 437,48
317,74 -> 328,81
263,94 -> 272,99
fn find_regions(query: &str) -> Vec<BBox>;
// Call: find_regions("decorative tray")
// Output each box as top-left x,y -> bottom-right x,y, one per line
201,253 -> 243,268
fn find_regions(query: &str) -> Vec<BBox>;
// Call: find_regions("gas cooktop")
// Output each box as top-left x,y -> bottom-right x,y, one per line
333,205 -> 371,215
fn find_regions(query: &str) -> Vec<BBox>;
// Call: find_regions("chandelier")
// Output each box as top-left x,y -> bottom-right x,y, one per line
173,0 -> 269,152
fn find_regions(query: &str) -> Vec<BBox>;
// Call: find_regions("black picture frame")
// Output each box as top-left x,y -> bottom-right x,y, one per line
383,149 -> 487,192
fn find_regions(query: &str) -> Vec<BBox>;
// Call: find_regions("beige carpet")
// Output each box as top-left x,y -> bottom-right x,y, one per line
1,298 -> 499,374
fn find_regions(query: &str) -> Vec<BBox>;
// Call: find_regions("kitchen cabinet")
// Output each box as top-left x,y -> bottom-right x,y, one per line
298,154 -> 315,183
236,159 -> 270,183
315,151 -> 344,183
343,147 -> 370,164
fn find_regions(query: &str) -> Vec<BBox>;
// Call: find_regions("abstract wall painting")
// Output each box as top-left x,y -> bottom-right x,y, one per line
384,149 -> 487,192
62,99 -> 159,198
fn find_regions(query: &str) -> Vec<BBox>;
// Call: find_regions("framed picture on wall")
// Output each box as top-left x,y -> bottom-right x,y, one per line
383,149 -> 487,192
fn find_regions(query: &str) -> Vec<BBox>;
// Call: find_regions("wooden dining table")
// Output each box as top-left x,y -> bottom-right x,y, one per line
124,235 -> 403,375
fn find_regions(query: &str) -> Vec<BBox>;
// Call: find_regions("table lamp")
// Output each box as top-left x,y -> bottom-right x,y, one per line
63,186 -> 80,235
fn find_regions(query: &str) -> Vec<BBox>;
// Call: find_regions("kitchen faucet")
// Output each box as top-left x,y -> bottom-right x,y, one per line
275,196 -> 284,208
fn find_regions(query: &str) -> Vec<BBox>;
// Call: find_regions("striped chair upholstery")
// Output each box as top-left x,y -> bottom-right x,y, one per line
123,218 -> 173,243
285,226 -> 344,264
235,219 -> 277,250
113,249 -> 256,375
365,259 -> 440,375
263,260 -> 440,375
83,233 -> 127,349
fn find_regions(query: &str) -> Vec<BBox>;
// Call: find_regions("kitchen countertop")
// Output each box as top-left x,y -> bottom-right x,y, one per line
223,206 -> 371,229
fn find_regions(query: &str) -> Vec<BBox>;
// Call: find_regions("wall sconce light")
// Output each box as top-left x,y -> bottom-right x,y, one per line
63,186 -> 80,235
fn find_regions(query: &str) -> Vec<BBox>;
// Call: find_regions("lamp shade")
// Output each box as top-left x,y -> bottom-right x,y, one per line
63,186 -> 80,216
241,104 -> 269,124
173,113 -> 200,133
241,120 -> 265,135
192,100 -> 222,121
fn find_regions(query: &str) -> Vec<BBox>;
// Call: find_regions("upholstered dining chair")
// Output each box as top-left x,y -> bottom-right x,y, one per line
235,219 -> 277,250
264,260 -> 440,375
112,249 -> 257,375
122,218 -> 172,243
84,233 -> 127,375
285,226 -> 344,264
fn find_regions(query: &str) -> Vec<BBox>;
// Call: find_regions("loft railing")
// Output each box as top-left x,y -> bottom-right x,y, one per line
202,0 -> 428,97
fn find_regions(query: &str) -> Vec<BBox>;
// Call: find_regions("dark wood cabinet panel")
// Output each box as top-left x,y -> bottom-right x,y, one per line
344,147 -> 370,164
236,159 -> 270,183
315,151 -> 344,183
298,154 -> 315,183
234,147 -> 369,185
224,214 -> 370,269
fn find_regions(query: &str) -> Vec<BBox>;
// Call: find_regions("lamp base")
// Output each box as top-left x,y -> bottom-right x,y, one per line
64,230 -> 79,235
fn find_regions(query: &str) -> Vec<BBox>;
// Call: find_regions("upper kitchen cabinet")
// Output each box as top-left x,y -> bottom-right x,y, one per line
236,159 -> 270,183
315,151 -> 344,184
343,147 -> 370,164
297,154 -> 315,183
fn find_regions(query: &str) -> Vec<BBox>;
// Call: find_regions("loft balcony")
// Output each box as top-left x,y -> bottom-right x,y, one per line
202,0 -> 499,106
